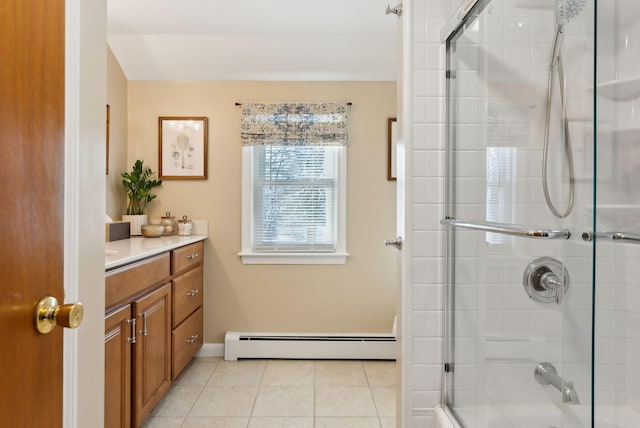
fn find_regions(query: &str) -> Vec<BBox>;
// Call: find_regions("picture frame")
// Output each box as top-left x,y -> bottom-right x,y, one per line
158,116 -> 208,180
106,104 -> 110,175
387,117 -> 397,181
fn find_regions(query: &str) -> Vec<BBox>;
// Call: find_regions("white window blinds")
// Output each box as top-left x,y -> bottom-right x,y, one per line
253,146 -> 339,252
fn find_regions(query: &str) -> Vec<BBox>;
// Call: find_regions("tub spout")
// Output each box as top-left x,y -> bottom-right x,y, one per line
562,380 -> 580,404
534,362 -> 580,404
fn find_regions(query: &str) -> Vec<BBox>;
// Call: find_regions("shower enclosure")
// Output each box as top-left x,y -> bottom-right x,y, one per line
441,0 -> 640,426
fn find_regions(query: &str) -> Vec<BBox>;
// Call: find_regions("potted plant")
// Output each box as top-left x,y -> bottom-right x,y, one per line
121,160 -> 162,235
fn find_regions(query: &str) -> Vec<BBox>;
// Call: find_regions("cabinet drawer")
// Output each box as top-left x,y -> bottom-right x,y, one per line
172,307 -> 203,380
172,264 -> 203,327
171,241 -> 203,274
106,253 -> 170,310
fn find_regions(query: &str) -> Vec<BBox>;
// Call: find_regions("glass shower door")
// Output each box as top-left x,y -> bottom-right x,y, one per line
593,1 -> 640,427
443,0 -> 595,426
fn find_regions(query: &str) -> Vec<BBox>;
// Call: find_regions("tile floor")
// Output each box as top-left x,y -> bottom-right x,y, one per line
143,358 -> 397,428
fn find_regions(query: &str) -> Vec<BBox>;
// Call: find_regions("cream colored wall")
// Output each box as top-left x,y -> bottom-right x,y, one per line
106,47 -> 128,219
127,81 -> 397,343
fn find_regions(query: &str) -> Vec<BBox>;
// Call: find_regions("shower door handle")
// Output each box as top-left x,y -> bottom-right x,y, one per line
385,237 -> 403,250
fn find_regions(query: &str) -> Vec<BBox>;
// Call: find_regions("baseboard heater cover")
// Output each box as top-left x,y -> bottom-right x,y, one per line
224,331 -> 397,361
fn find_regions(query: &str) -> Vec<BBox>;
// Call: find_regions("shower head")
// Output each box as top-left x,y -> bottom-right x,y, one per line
556,0 -> 586,23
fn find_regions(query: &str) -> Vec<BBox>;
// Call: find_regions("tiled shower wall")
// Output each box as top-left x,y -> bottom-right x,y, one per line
407,0 -> 451,425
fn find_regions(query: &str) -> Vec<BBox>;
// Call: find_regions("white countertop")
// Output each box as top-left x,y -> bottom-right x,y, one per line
105,235 -> 207,270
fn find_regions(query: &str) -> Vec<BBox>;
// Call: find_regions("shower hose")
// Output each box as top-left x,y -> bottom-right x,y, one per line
542,25 -> 575,219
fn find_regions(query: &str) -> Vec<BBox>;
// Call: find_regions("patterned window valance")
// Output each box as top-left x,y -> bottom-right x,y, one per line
240,103 -> 349,146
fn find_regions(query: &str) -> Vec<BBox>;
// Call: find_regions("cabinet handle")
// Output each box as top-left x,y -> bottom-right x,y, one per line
127,318 -> 136,344
139,312 -> 148,336
186,253 -> 199,260
186,289 -> 199,297
186,334 -> 199,344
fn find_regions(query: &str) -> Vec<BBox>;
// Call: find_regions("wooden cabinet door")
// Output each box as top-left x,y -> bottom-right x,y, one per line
105,305 -> 133,428
133,283 -> 172,427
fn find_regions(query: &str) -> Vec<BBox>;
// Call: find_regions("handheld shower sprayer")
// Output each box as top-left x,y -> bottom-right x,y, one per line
557,0 -> 587,23
542,0 -> 586,218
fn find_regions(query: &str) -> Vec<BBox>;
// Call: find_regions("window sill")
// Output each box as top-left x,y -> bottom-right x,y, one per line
238,252 -> 349,265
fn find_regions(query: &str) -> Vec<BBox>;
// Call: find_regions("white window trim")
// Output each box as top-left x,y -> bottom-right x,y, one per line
239,146 -> 348,265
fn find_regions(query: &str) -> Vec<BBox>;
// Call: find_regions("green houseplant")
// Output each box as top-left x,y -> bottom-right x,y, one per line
121,160 -> 162,235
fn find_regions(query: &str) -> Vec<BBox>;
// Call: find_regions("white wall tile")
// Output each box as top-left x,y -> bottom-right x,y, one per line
411,364 -> 442,392
412,311 -> 443,337
413,232 -> 442,258
413,338 -> 444,364
412,257 -> 442,285
413,204 -> 444,231
413,177 -> 444,204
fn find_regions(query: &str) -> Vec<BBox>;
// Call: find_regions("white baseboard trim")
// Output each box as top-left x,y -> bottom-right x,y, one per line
196,343 -> 225,358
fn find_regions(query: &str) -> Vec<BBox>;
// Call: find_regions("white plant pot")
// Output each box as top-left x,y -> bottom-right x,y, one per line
122,214 -> 147,236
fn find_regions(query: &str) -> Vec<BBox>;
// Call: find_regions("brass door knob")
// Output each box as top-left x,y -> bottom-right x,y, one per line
34,296 -> 84,334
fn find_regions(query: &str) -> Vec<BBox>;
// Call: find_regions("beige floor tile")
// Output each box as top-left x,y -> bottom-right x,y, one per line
141,416 -> 184,428
314,360 -> 368,386
248,416 -> 314,427
181,416 -> 249,427
315,416 -> 382,427
252,386 -> 314,417
262,360 -> 314,386
146,359 -> 399,426
363,361 -> 397,386
151,384 -> 202,417
379,416 -> 397,428
315,386 -> 378,417
174,357 -> 221,387
371,387 -> 396,417
190,385 -> 259,417
207,360 -> 266,386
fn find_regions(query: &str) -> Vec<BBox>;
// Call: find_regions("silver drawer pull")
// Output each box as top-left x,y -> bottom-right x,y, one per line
186,253 -> 199,260
139,312 -> 148,336
186,334 -> 199,344
186,289 -> 199,297
127,318 -> 136,344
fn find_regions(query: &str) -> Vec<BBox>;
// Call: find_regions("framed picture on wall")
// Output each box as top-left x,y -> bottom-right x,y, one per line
387,117 -> 397,181
158,116 -> 208,179
106,104 -> 110,175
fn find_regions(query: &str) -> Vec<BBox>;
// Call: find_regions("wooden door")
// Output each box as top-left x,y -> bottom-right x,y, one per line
105,305 -> 133,428
133,283 -> 172,427
0,0 -> 66,426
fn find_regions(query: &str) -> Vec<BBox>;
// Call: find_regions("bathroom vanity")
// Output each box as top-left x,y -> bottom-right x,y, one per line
104,235 -> 206,427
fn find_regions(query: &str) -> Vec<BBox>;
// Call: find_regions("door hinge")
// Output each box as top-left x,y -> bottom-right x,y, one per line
127,318 -> 136,343
446,70 -> 456,79
444,363 -> 453,373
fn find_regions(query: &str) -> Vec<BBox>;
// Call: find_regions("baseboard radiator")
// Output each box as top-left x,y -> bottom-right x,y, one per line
224,331 -> 397,361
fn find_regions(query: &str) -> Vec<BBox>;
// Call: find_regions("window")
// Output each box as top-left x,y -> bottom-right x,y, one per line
239,103 -> 349,264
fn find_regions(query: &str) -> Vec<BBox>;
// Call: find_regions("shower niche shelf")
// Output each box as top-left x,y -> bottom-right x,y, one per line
595,76 -> 640,101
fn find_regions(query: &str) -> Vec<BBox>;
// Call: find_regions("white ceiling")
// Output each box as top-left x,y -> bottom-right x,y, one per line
107,0 -> 400,81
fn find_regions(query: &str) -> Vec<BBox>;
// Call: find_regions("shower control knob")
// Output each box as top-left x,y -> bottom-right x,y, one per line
523,257 -> 570,304
384,237 -> 403,250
